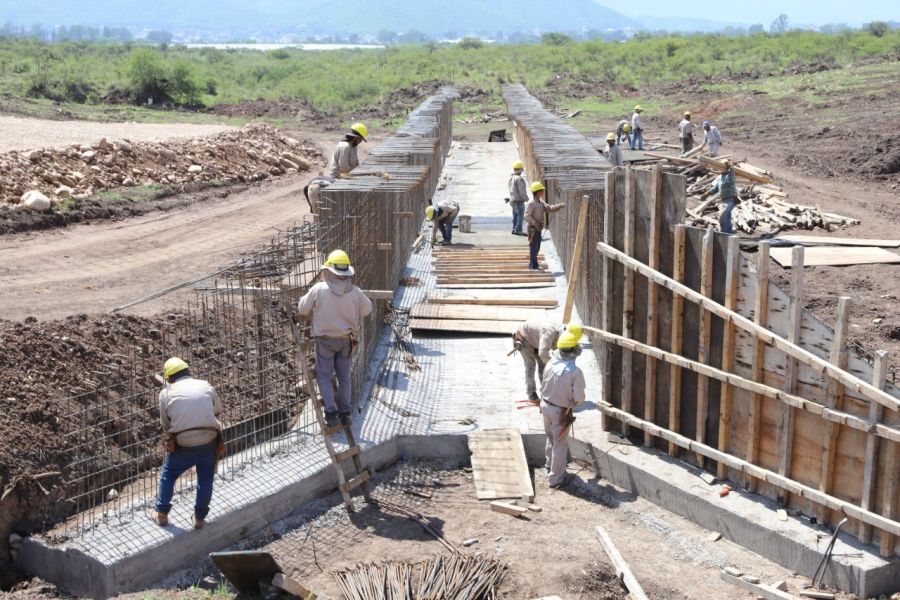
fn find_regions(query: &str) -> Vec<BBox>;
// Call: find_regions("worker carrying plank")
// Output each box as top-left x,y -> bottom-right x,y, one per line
297,249 -> 373,428
513,321 -> 581,402
678,111 -> 694,154
700,121 -> 723,157
615,119 -> 632,147
328,122 -> 368,178
700,159 -> 739,234
630,105 -> 645,151
541,331 -> 587,489
524,182 -> 564,270
426,199 -> 460,245
507,160 -> 529,236
604,132 -> 624,167
155,357 -> 224,530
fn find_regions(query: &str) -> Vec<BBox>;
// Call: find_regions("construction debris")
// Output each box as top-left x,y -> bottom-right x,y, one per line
489,501 -> 528,517
594,525 -> 650,600
719,569 -> 796,600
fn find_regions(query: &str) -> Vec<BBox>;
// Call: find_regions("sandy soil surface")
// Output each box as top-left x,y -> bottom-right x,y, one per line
0,115 -> 238,153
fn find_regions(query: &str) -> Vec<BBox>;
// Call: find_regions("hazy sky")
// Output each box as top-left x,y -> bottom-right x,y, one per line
598,0 -> 898,26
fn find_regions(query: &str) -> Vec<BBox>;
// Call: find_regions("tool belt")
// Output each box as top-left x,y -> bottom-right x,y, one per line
164,427 -> 225,459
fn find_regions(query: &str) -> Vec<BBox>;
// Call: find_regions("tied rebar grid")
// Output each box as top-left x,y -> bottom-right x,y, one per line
47,88 -> 458,540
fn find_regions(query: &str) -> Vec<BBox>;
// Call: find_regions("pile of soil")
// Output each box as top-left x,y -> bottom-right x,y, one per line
209,97 -> 339,129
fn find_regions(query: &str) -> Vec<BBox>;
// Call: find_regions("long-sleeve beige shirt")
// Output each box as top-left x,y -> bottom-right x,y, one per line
678,119 -> 693,139
524,198 -> 563,231
297,277 -> 373,338
328,140 -> 359,178
159,377 -> 223,447
517,319 -> 560,364
508,173 -> 529,203
540,351 -> 587,408
605,143 -> 624,167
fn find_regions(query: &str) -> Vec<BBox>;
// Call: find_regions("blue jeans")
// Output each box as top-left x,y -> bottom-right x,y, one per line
156,442 -> 217,519
631,129 -> 644,150
511,201 -> 525,233
528,228 -> 542,269
316,336 -> 352,413
720,199 -> 736,234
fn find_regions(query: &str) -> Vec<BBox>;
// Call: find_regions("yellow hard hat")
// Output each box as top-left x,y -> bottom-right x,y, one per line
606,132 -> 616,141
164,357 -> 189,380
530,181 -> 545,193
684,111 -> 691,117
565,322 -> 583,340
350,122 -> 368,141
425,205 -> 436,220
623,123 -> 632,133
557,332 -> 579,349
634,105 -> 643,112
513,161 -> 524,170
323,249 -> 354,276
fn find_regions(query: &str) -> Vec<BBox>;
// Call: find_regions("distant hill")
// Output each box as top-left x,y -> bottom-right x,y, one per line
636,15 -> 750,33
1,0 -> 638,35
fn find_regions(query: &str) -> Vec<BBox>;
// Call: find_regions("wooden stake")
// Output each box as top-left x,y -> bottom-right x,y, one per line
716,236 -> 741,479
668,225 -> 687,457
644,165 -> 662,447
859,350 -> 887,544
747,242 -> 770,492
777,246 -> 805,505
695,227 -> 714,465
601,171 -> 616,432
595,526 -> 650,600
882,410 -> 899,557
563,194 -> 591,323
621,168 -> 636,437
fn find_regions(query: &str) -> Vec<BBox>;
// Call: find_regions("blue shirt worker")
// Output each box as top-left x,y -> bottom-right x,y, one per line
703,159 -> 739,234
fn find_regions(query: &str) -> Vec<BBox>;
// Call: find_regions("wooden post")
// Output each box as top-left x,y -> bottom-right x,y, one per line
621,167 -> 636,436
695,226 -> 714,466
859,350 -> 887,544
644,166 -> 662,447
817,296 -> 851,525
563,194 -> 590,323
601,172 -> 616,432
882,409 -> 899,557
668,225 -> 686,457
747,242 -> 770,492
777,246 -> 805,505
716,236 -> 741,479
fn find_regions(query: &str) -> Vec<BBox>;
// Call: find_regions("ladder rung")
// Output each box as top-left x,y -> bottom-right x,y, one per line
339,470 -> 370,493
333,445 -> 361,463
323,423 -> 347,435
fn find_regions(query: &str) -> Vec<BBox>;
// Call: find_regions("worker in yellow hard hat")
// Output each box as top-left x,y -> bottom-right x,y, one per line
604,132 -> 623,167
328,122 -> 368,178
507,160 -> 529,235
297,249 -> 373,428
155,357 -> 223,529
616,119 -> 632,147
678,111 -> 694,154
540,331 -> 586,488
631,105 -> 644,151
513,320 -> 582,402
426,198 -> 461,245
524,181 -> 564,270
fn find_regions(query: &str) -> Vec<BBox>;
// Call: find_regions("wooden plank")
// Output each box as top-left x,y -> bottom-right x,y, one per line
644,165 -> 662,447
563,194 -> 591,322
601,170 -> 616,433
621,167 -> 636,437
594,526 -> 650,600
859,350 -> 887,544
775,234 -> 900,248
489,501 -> 528,516
817,297 -> 850,525
882,412 -> 899,556
595,241 -> 900,412
717,236 -> 741,479
777,246 -> 805,505
428,297 -> 558,307
363,290 -> 393,300
410,304 -> 547,322
695,227 -> 714,465
718,571 -> 794,600
468,429 -> 534,500
271,573 -> 319,599
437,276 -> 555,284
747,242 -> 770,492
669,225 -> 687,456
333,445 -> 361,464
339,470 -> 370,493
438,282 -> 555,290
410,318 -> 520,335
770,246 -> 900,267
698,155 -> 774,184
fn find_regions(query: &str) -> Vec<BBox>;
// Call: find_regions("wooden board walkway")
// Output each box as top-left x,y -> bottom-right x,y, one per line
467,429 -> 535,500
410,318 -> 519,335
770,246 -> 900,267
411,304 -> 547,321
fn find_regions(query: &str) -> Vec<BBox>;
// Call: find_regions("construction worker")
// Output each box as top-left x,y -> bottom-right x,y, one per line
701,159 -> 739,234
701,121 -> 723,157
514,321 -> 581,401
155,357 -> 223,530
507,160 -> 528,235
615,119 -> 632,147
541,331 -> 586,489
426,199 -> 460,245
630,105 -> 645,151
328,123 -> 367,178
297,250 -> 373,428
604,132 -> 623,167
303,174 -> 336,214
678,111 -> 694,154
524,182 -> 564,270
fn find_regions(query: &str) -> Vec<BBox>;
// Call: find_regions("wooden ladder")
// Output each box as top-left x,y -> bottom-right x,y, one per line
291,323 -> 372,512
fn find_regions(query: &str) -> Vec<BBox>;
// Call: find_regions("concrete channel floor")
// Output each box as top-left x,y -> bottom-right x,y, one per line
19,140 -> 899,598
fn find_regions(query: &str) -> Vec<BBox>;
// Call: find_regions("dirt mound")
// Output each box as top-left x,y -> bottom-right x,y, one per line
210,97 -> 338,128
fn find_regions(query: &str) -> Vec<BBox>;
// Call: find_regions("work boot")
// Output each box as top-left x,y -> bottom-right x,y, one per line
339,411 -> 352,426
192,515 -> 205,530
154,511 -> 168,526
324,411 -> 340,428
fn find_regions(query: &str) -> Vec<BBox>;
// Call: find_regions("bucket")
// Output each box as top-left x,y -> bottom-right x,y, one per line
458,215 -> 472,233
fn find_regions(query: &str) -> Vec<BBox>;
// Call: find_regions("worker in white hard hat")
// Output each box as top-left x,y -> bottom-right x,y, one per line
297,249 -> 373,428
615,119 -> 632,147
604,132 -> 624,167
524,181 -> 564,270
155,357 -> 223,529
678,111 -> 694,154
328,122 -> 368,178
507,160 -> 529,235
541,331 -> 586,488
426,198 -> 460,245
513,321 -> 582,402
630,105 -> 645,151
700,120 -> 723,157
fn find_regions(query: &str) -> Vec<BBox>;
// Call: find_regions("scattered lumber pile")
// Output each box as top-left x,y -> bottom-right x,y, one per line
646,152 -> 860,235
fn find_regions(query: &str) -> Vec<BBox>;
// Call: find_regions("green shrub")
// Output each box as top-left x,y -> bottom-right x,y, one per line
127,47 -> 168,102
458,37 -> 483,50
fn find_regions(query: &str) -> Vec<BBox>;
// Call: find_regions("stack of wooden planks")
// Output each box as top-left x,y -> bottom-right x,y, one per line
409,291 -> 558,335
432,245 -> 556,289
